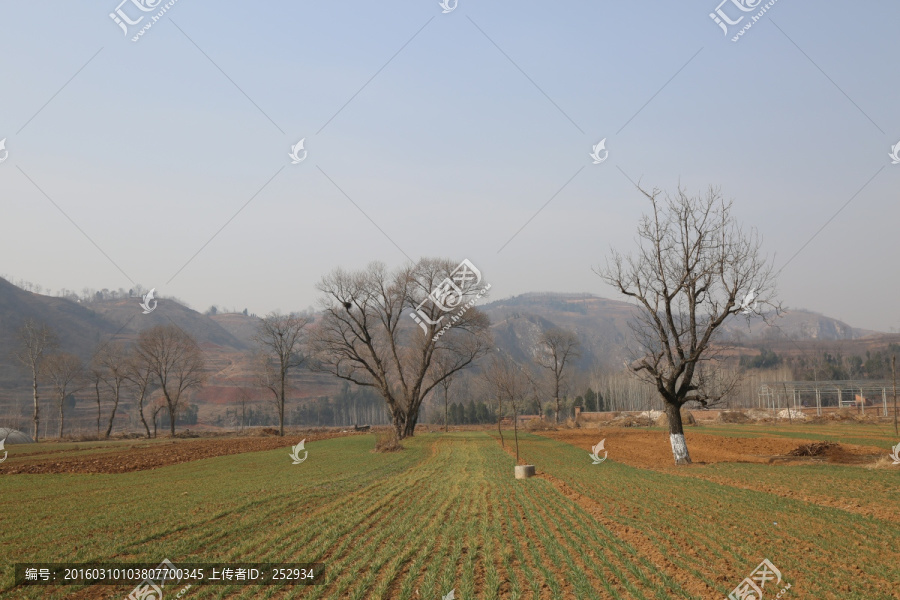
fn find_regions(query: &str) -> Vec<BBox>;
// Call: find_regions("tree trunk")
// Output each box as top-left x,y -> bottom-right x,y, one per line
105,383 -> 120,439
32,370 -> 40,442
279,375 -> 286,437
58,398 -> 65,438
95,380 -> 102,437
514,407 -> 520,464
553,375 -> 559,424
168,400 -> 176,436
138,393 -> 151,439
666,402 -> 691,465
497,396 -> 505,447
399,411 -> 418,439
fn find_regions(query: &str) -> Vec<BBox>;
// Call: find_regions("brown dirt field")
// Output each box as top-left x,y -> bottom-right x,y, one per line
0,432 -> 359,475
539,428 -> 884,469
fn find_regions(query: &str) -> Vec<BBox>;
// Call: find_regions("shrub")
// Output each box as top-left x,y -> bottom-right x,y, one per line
717,410 -> 751,423
374,429 -> 403,453
655,410 -> 697,427
524,418 -> 556,431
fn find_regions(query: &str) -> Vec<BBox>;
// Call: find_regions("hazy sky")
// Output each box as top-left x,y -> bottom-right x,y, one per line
2,1 -> 898,331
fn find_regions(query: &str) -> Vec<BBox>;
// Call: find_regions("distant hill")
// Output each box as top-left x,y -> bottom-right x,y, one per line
210,312 -> 261,348
0,280 -> 890,417
0,278 -> 248,400
86,297 -> 247,351
0,280 -> 340,412
481,292 -> 882,370
0,278 -> 118,387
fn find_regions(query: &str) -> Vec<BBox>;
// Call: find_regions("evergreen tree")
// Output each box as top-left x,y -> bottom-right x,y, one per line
466,400 -> 477,424
449,402 -> 461,425
476,401 -> 491,423
584,388 -> 598,411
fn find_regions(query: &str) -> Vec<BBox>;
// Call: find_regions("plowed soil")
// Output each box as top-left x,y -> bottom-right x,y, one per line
538,428 -> 899,523
0,432 -> 358,475
539,428 -> 884,469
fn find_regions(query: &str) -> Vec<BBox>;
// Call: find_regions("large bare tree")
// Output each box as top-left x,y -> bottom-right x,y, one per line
45,353 -> 84,438
95,342 -> 130,439
254,313 -> 311,436
136,325 -> 206,436
535,327 -> 581,423
13,320 -> 58,441
312,258 -> 492,439
597,185 -> 778,464
125,346 -> 156,439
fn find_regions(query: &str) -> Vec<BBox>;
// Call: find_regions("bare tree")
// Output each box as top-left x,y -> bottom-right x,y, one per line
597,184 -> 778,464
136,325 -> 206,436
312,259 -> 492,439
433,354 -> 457,433
95,342 -> 130,439
256,352 -> 282,422
254,313 -> 311,436
150,398 -> 166,438
482,351 -> 536,463
125,347 -> 156,439
88,366 -> 104,437
236,388 -> 252,433
13,320 -> 58,441
535,328 -> 581,423
45,353 -> 84,438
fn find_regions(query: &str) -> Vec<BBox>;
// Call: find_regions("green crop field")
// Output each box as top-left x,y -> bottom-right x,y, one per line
2,429 -> 899,599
